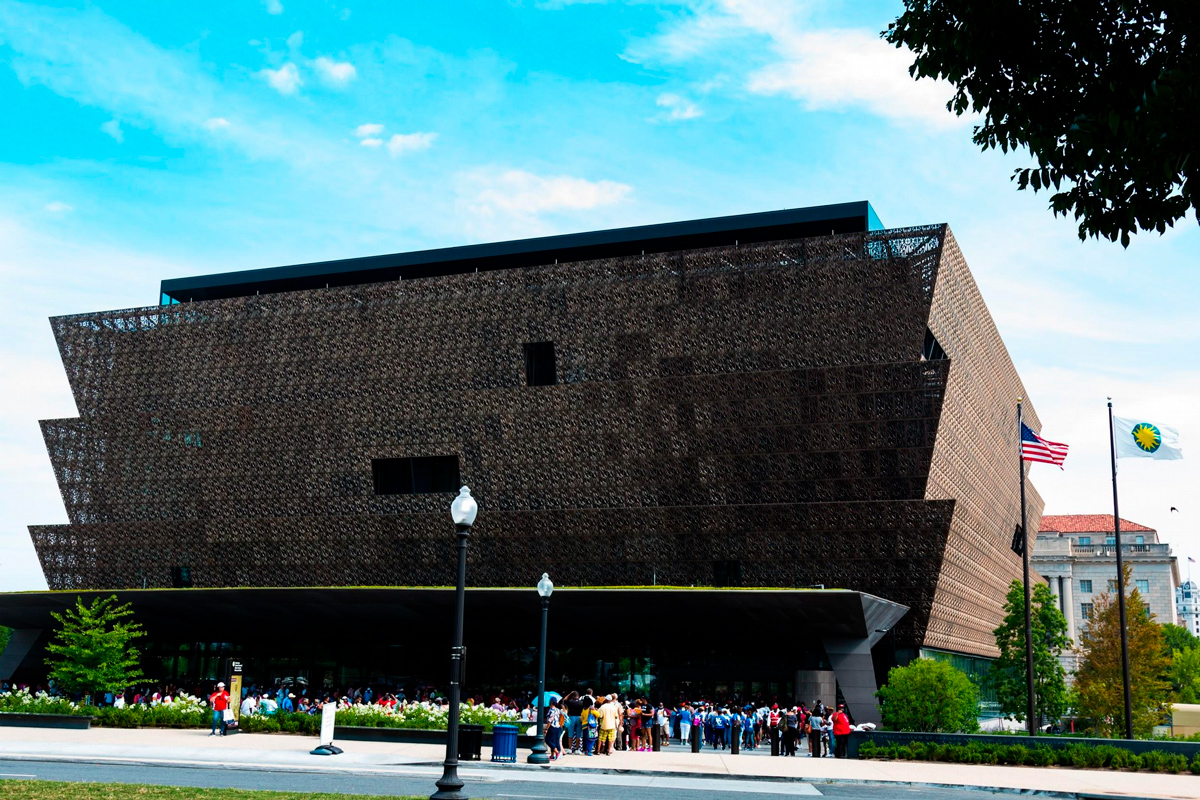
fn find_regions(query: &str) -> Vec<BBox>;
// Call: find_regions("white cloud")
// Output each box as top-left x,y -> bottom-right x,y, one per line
314,56 -> 357,85
746,28 -> 956,125
359,138 -> 383,147
455,168 -> 636,240
286,30 -> 304,50
100,118 -> 123,142
464,168 -> 632,215
627,0 -> 960,127
354,123 -> 384,138
264,0 -> 284,14
44,201 -> 73,213
655,93 -> 702,121
258,62 -> 302,95
203,117 -> 230,131
387,131 -> 437,156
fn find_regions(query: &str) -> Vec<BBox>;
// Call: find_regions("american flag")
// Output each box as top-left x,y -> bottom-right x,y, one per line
1021,423 -> 1069,468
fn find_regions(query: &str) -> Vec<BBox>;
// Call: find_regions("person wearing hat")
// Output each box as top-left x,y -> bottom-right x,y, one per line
209,682 -> 231,736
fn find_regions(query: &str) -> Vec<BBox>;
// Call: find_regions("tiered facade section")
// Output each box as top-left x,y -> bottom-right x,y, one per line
30,224 -> 1038,656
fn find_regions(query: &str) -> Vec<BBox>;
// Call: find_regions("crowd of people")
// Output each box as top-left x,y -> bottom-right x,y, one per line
513,690 -> 862,760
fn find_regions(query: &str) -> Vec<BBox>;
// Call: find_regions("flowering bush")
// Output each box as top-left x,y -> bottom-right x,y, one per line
70,694 -> 515,733
334,700 -> 513,731
0,688 -> 89,717
93,693 -> 209,728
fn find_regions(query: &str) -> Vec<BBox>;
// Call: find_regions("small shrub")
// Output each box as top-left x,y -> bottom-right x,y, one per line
876,658 -> 980,733
1028,746 -> 1056,767
1190,753 -> 1200,775
1160,753 -> 1188,774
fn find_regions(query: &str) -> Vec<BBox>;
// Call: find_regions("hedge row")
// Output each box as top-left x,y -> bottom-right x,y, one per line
90,705 -> 506,733
858,739 -> 1200,774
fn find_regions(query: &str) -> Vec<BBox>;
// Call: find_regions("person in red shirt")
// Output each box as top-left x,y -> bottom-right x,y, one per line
831,703 -> 852,758
209,681 -> 231,736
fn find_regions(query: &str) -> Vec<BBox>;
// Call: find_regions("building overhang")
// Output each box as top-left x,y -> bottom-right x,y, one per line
0,586 -> 907,679
159,201 -> 883,303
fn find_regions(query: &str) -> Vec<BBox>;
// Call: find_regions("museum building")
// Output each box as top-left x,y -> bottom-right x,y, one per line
0,202 -> 1044,722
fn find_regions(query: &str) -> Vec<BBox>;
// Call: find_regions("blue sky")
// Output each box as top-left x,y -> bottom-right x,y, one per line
1,0 -> 1198,592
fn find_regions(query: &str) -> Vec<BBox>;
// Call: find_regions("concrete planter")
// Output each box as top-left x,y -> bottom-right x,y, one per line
335,724 -> 539,749
849,729 -> 1200,760
0,711 -> 93,729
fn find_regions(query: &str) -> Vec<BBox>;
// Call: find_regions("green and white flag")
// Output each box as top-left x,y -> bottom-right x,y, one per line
1113,416 -> 1183,460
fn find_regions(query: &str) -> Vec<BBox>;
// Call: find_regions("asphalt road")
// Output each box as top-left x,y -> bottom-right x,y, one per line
0,758 -> 1016,800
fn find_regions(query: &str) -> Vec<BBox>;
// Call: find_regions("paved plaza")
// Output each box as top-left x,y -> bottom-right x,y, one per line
0,726 -> 1195,799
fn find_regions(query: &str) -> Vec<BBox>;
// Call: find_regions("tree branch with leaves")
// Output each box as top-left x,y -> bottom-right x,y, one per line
885,0 -> 1199,247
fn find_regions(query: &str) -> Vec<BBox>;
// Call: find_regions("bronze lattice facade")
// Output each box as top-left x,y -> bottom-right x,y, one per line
29,209 -> 1041,657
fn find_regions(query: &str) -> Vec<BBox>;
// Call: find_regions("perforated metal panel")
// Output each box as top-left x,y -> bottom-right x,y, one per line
29,224 -> 1035,655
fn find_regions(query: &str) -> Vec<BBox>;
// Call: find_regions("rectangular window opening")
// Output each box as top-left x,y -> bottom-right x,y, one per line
1135,579 -> 1150,594
1081,602 -> 1094,620
171,566 -> 192,588
1080,579 -> 1092,594
1078,536 -> 1091,546
713,560 -> 742,588
373,455 -> 460,495
524,342 -> 557,387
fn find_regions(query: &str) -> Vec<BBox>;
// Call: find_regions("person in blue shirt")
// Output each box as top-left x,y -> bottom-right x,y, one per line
281,693 -> 295,713
711,707 -> 727,750
678,704 -> 693,745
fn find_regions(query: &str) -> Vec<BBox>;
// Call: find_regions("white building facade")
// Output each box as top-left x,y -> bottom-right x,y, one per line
1178,579 -> 1200,636
1033,515 -> 1180,666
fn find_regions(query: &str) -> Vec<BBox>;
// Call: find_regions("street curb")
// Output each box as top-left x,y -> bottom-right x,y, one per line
0,750 -> 1186,800
454,757 -> 1192,800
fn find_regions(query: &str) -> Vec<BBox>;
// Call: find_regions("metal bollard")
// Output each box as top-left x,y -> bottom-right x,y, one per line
691,724 -> 701,753
770,725 -> 780,756
652,723 -> 661,752
731,719 -> 740,755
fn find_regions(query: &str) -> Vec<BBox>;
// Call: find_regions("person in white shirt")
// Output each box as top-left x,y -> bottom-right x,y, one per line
241,694 -> 257,717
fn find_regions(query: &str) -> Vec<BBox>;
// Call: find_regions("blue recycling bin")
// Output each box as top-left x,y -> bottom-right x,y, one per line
491,723 -> 518,763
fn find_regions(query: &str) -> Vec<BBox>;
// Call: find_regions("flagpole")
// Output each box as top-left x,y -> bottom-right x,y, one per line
1107,399 -> 1135,740
1018,399 -> 1037,737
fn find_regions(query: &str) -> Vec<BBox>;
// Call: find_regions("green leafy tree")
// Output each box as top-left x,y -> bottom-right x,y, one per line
884,1 -> 1199,247
1161,623 -> 1198,658
1075,570 -> 1170,737
1168,645 -> 1200,704
1160,623 -> 1200,703
989,580 -> 1072,724
0,626 -> 10,655
44,596 -> 145,703
876,657 -> 980,733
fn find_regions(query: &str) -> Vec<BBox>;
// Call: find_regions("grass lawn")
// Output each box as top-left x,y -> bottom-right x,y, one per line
0,782 -> 426,800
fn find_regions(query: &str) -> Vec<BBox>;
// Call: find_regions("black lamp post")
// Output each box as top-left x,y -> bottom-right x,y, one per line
527,572 -> 554,765
431,486 -> 477,800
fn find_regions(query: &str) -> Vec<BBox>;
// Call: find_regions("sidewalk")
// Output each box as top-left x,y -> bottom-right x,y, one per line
0,726 -> 1196,799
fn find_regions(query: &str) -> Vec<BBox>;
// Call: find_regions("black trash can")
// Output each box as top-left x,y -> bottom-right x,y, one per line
458,724 -> 484,761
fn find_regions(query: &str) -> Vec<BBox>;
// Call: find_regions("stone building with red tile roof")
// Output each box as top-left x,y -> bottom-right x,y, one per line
1033,513 -> 1180,661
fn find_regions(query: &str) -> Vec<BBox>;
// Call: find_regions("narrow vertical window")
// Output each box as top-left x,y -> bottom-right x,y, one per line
524,342 -> 557,386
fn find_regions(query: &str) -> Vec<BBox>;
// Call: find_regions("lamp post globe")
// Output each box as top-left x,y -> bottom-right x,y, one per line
432,486 -> 476,800
528,572 -> 553,764
451,486 -> 478,526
